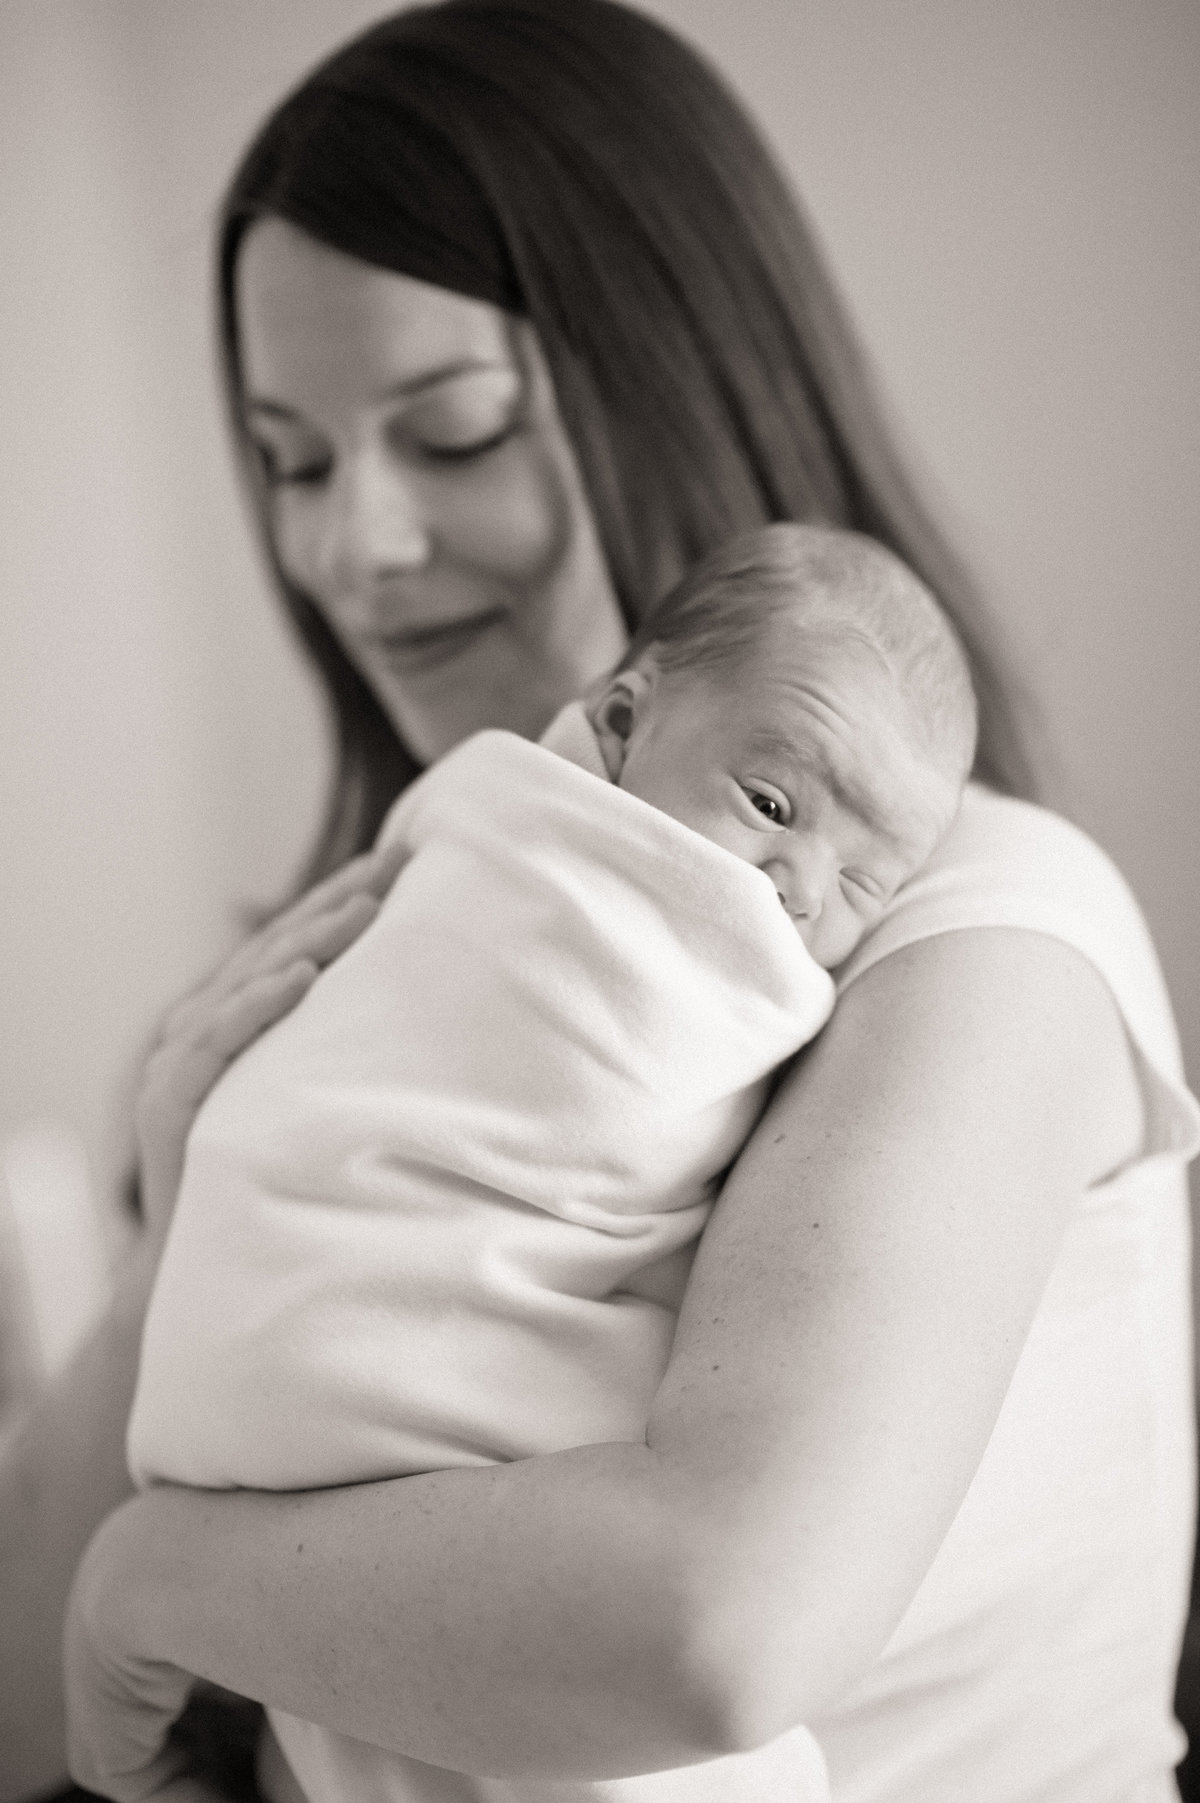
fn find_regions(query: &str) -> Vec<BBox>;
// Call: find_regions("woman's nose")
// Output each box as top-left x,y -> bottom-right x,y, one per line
320,450 -> 433,595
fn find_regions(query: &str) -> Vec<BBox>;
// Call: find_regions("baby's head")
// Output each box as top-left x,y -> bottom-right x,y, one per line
585,523 -> 977,968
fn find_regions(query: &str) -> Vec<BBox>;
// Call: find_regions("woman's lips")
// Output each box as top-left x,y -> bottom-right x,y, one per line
364,606 -> 508,673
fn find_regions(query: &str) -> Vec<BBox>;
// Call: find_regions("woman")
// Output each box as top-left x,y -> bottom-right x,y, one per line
2,2 -> 1196,1799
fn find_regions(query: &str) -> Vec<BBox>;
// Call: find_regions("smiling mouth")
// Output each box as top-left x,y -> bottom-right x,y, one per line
365,606 -> 508,673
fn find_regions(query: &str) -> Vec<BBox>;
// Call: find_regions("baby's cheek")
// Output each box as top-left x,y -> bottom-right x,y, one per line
813,904 -> 869,971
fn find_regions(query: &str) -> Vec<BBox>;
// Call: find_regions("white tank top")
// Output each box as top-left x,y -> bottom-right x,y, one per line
262,785 -> 1198,1803
811,784 -> 1200,1801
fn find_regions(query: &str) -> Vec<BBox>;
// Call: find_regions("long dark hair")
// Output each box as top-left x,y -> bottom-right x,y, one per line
219,0 -> 1040,884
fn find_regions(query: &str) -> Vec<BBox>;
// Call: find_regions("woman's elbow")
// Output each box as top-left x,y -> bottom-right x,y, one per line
592,1459 -> 890,1759
664,1553 -> 885,1756
667,1628 -> 810,1756
600,1549 -> 807,1759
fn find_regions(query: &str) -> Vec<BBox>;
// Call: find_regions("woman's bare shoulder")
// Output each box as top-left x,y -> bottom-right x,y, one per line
834,783 -> 1199,1169
842,784 -> 1156,975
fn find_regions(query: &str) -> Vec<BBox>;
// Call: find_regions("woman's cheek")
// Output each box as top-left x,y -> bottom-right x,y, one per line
270,495 -> 324,599
448,441 -> 575,587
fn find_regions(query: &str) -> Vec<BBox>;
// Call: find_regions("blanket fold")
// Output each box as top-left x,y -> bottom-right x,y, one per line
129,723 -> 833,1492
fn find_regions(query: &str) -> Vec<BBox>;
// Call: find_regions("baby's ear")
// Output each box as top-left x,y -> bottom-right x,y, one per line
586,667 -> 652,781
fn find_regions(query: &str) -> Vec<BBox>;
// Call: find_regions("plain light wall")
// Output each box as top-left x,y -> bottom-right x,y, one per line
1,1 -> 1197,1230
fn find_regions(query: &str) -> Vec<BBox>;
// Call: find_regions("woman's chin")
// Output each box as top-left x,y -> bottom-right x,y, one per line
380,670 -> 585,764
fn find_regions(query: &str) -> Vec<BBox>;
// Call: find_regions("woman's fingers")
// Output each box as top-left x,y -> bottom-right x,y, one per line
135,959 -> 325,1245
64,1533 -> 198,1803
254,891 -> 384,986
133,839 -> 407,1246
158,841 -> 406,1037
157,959 -> 320,1093
299,834 -> 411,913
164,894 -> 374,1033
200,958 -> 322,1066
248,837 -> 409,962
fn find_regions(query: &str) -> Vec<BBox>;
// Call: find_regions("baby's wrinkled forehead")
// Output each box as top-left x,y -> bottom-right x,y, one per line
748,714 -> 948,842
758,606 -> 966,754
730,652 -> 964,864
748,567 -> 978,792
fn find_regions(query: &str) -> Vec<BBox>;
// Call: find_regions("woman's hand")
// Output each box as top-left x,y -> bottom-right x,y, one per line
135,840 -> 409,1255
59,930 -> 1144,1784
52,842 -> 409,1803
63,1497 -> 209,1803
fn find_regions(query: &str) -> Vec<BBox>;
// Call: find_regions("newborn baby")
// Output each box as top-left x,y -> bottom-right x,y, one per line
129,521 -> 976,1803
585,523 -> 971,970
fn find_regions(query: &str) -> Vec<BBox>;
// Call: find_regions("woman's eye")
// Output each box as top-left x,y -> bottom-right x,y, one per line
250,440 -> 330,487
400,369 -> 523,464
747,790 -> 787,823
416,425 -> 515,464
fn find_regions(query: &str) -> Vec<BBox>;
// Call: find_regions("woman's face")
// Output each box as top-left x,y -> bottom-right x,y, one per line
236,219 -> 628,764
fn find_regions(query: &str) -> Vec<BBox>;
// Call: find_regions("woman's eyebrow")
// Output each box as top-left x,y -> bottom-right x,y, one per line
243,398 -> 302,420
380,358 -> 519,403
243,358 -> 517,418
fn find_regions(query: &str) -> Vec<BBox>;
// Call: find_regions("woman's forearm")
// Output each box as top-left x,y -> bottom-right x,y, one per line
70,930 -> 1131,1795
0,1250 -> 152,1801
94,1444 -> 745,1784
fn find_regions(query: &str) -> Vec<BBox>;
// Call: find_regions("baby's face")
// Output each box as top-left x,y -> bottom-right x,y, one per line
601,633 -> 961,969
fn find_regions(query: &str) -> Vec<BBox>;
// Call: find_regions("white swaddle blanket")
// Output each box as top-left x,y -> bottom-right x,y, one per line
128,703 -> 835,1801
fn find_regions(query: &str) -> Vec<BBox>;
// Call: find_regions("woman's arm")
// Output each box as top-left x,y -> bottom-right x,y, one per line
0,1248 -> 153,1801
65,926 -> 1145,1792
0,844 -> 407,1802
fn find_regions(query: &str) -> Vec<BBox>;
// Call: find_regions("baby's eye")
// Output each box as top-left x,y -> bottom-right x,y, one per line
744,787 -> 789,824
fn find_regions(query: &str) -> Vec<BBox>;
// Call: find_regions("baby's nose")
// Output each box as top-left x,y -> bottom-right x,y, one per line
779,881 -> 822,921
771,842 -> 834,920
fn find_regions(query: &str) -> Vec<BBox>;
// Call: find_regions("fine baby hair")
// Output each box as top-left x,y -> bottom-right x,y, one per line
621,521 -> 979,789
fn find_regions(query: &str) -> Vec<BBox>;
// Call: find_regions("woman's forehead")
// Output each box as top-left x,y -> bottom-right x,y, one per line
236,218 -> 517,405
